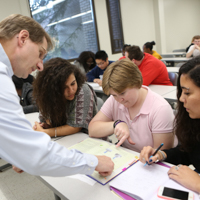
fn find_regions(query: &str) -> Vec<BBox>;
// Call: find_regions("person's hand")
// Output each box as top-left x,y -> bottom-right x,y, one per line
139,146 -> 161,164
93,79 -> 102,86
114,122 -> 135,147
168,165 -> 200,193
33,121 -> 45,132
12,166 -> 23,173
95,155 -> 114,176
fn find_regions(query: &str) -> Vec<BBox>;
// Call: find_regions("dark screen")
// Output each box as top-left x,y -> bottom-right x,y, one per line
163,187 -> 188,200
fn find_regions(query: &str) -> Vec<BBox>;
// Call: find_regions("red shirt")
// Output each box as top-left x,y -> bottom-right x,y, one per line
138,53 -> 172,86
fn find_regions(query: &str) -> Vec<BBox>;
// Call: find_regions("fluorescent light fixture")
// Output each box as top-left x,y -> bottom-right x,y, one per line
47,10 -> 92,27
32,0 -> 65,15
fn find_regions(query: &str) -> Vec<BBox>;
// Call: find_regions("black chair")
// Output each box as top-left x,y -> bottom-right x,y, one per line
168,72 -> 178,86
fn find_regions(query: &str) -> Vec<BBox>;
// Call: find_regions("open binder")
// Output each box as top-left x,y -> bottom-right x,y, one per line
68,137 -> 138,185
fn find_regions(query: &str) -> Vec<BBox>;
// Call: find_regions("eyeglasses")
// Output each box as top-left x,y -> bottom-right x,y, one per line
86,62 -> 94,65
96,61 -> 105,66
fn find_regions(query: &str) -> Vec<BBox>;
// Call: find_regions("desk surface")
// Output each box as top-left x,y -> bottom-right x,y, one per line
88,83 -> 177,101
167,67 -> 180,73
161,52 -> 186,57
39,133 -> 125,200
161,57 -> 191,62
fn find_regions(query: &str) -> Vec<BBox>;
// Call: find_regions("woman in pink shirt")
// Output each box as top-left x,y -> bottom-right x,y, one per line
89,59 -> 177,152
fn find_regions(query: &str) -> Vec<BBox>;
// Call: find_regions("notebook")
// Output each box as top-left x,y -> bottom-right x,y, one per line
109,161 -> 198,200
68,137 -> 138,185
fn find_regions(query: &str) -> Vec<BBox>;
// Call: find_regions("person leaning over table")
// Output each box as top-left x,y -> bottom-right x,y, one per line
33,57 -> 98,137
0,14 -> 114,176
186,35 -> 200,58
140,56 -> 200,193
88,59 -> 177,153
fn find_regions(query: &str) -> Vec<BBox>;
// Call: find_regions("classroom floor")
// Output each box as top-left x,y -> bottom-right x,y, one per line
0,159 -> 55,200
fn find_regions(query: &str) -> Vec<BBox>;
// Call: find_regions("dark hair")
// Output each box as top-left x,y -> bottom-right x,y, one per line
33,57 -> 86,127
126,45 -> 144,60
12,75 -> 24,89
175,56 -> 200,151
95,50 -> 108,61
77,51 -> 96,72
122,44 -> 131,51
144,41 -> 156,51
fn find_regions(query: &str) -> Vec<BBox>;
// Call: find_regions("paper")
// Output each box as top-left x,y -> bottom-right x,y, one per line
110,161 -> 199,200
68,138 -> 138,185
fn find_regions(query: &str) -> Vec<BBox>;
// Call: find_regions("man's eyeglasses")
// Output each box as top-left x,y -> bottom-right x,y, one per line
96,61 -> 105,66
39,45 -> 47,60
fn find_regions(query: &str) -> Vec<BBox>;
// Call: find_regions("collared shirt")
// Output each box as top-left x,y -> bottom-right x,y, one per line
0,44 -> 98,176
101,86 -> 176,152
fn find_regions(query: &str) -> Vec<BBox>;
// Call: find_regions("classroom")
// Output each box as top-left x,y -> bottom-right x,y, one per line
0,0 -> 200,200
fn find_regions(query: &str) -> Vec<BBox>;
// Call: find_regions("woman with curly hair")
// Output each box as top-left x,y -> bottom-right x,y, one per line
140,56 -> 200,193
74,51 -> 96,74
33,57 -> 98,137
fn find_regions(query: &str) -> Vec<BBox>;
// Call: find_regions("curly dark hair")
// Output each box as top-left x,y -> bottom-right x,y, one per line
77,51 -> 96,72
33,57 -> 86,127
175,56 -> 200,152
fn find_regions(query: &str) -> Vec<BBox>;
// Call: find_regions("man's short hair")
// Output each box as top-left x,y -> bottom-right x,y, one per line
126,45 -> 144,61
0,14 -> 53,51
95,50 -> 108,61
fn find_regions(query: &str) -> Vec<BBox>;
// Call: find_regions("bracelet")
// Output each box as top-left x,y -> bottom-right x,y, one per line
158,150 -> 166,161
55,127 -> 57,137
113,120 -> 126,128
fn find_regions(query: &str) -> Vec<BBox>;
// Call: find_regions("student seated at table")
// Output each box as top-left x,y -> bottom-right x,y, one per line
140,56 -> 200,193
119,44 -> 131,60
86,50 -> 114,86
143,41 -> 162,60
125,45 -> 172,86
12,75 -> 39,114
74,51 -> 96,74
186,35 -> 200,58
88,59 -> 177,153
33,57 -> 98,137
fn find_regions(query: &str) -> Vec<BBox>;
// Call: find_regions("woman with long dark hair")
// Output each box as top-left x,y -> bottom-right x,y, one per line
33,57 -> 98,137
140,56 -> 200,193
74,51 -> 96,74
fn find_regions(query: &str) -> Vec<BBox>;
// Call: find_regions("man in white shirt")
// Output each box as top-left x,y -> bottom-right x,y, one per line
0,14 -> 114,177
186,35 -> 200,58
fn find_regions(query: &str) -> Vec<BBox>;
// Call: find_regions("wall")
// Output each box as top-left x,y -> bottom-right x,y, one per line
0,0 -> 199,59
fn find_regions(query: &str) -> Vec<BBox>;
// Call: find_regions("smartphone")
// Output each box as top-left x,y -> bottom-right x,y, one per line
157,186 -> 194,200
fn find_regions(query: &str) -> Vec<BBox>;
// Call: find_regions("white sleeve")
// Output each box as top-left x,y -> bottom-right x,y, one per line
0,68 -> 98,177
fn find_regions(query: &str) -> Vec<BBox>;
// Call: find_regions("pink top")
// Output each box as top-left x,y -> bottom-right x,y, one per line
101,86 -> 176,152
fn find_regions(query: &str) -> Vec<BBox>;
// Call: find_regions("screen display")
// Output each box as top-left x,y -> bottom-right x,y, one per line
163,187 -> 189,200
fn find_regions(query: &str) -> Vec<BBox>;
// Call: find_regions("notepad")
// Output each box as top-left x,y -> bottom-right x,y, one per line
109,161 -> 198,200
68,138 -> 138,185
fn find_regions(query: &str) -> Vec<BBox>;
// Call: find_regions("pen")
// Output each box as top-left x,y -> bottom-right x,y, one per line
144,143 -> 164,166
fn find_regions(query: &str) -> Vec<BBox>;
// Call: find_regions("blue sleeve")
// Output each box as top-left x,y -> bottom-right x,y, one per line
86,66 -> 101,82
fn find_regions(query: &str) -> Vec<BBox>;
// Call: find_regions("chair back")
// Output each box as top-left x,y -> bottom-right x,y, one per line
97,97 -> 104,110
168,72 -> 178,86
172,49 -> 186,52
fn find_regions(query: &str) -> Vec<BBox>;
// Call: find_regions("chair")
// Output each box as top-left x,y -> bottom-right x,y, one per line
175,62 -> 185,68
168,72 -> 178,86
97,97 -> 104,110
173,49 -> 186,52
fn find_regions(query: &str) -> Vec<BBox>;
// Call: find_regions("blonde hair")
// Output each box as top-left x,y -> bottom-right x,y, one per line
102,59 -> 143,95
0,14 -> 53,51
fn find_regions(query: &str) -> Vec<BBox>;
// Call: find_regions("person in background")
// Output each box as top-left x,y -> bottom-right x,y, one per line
140,56 -> 200,194
33,57 -> 98,137
12,75 -> 39,114
119,44 -> 131,60
74,51 -> 96,74
186,35 -> 200,58
89,59 -> 177,153
86,50 -> 114,86
0,14 -> 113,177
143,41 -> 162,60
125,45 -> 172,86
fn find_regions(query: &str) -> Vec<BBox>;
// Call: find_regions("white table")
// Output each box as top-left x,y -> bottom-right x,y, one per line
38,133 -> 128,200
161,57 -> 191,62
25,112 -> 39,126
88,83 -> 177,101
161,52 -> 186,57
167,67 -> 180,73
